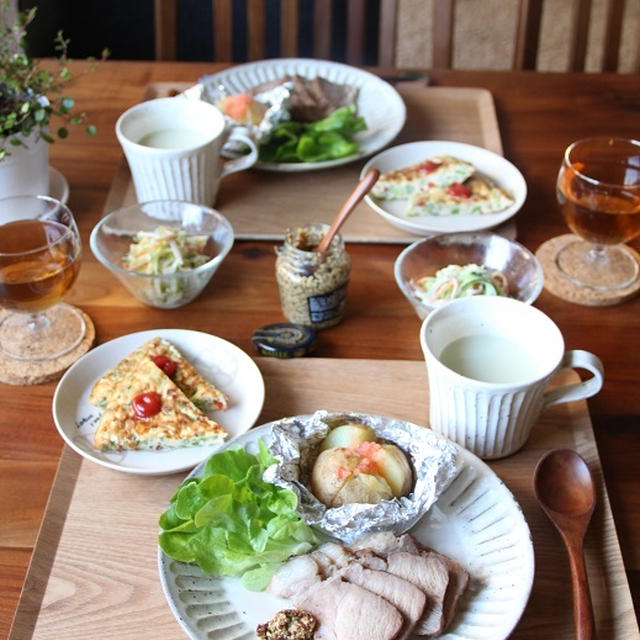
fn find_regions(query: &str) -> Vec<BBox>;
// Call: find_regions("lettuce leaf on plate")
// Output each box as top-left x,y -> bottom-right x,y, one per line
259,105 -> 366,163
158,440 -> 318,591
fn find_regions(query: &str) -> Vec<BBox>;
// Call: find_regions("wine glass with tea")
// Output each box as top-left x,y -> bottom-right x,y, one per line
0,195 -> 84,361
555,137 -> 640,290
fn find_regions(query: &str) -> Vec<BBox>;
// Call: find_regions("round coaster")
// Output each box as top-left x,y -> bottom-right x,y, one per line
0,307 -> 95,386
536,234 -> 640,306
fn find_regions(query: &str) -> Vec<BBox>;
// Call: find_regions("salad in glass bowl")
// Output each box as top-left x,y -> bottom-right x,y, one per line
90,201 -> 234,308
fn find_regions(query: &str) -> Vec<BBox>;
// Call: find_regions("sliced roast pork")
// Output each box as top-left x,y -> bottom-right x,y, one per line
266,554 -> 322,598
385,551 -> 450,636
294,575 -> 403,640
351,532 -> 470,633
340,563 -> 426,640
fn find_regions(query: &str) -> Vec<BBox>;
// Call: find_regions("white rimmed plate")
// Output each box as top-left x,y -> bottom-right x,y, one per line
362,141 -> 527,235
158,418 -> 534,640
52,329 -> 265,475
195,58 -> 406,172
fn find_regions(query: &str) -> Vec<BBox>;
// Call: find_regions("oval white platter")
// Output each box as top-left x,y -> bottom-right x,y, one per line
362,140 -> 527,235
52,329 -> 265,475
159,418 -> 534,640
193,58 -> 406,172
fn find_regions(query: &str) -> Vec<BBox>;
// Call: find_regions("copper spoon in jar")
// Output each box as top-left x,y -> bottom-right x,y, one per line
534,448 -> 597,640
316,168 -> 380,255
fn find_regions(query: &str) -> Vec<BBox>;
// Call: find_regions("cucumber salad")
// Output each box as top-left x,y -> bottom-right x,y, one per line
121,225 -> 212,306
411,263 -> 508,306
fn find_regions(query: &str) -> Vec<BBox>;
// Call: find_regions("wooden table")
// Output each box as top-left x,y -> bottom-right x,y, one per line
1,61 -> 638,637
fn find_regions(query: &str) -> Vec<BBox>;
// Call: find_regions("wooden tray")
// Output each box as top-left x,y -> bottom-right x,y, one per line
104,85 -> 516,243
9,358 -> 638,639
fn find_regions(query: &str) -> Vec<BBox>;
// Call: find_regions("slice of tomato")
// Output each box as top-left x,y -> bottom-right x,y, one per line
447,183 -> 472,198
132,391 -> 162,418
417,160 -> 442,174
151,354 -> 177,377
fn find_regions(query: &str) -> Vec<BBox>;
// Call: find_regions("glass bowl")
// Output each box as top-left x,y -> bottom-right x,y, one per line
394,232 -> 544,319
90,201 -> 234,309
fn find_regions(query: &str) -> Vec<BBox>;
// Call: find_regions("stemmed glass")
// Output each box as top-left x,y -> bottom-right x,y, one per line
0,195 -> 84,360
555,137 -> 640,290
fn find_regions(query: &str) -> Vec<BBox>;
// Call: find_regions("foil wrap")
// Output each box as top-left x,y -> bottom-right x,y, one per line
183,77 -> 293,146
263,410 -> 460,543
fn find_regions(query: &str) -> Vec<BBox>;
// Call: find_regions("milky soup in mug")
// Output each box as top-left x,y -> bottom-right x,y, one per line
116,97 -> 258,205
438,334 -> 543,384
420,296 -> 604,459
137,128 -> 208,149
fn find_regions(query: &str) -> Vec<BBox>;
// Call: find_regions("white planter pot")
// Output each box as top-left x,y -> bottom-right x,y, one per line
0,132 -> 49,199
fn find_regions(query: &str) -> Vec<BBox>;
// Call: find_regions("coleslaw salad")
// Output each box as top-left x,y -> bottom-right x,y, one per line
411,263 -> 508,307
121,225 -> 212,305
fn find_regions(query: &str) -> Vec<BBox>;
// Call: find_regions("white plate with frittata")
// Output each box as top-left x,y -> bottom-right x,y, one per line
52,329 -> 265,475
361,141 -> 527,235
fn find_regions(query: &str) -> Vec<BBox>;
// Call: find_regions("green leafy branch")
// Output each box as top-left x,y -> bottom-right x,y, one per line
0,4 -> 109,160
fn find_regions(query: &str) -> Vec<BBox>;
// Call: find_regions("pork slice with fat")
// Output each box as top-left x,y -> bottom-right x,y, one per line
295,575 -> 404,640
340,563 -> 426,640
266,554 -> 322,599
385,551 -> 450,637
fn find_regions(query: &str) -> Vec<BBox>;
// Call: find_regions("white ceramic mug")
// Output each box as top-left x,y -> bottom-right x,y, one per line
420,296 -> 604,459
116,97 -> 258,205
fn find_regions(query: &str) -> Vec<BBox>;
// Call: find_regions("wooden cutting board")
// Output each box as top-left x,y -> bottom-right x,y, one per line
104,85 -> 517,243
9,358 -> 637,639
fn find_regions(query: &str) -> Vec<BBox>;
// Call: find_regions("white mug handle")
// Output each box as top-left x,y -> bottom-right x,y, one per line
220,127 -> 259,178
543,349 -> 604,408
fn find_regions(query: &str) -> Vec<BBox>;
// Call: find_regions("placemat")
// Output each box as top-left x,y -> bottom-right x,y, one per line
9,358 -> 637,639
104,85 -> 517,243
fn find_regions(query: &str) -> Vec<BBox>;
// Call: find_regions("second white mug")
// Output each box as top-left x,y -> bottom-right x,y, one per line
116,97 -> 258,206
420,296 -> 604,459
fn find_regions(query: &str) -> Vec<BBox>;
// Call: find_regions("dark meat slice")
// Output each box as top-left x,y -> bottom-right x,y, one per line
385,551 -> 450,637
294,575 -> 403,640
249,74 -> 359,122
340,563 -> 426,640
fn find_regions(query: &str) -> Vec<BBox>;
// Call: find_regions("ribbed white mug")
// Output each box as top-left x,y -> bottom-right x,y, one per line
116,97 -> 258,205
420,296 -> 604,459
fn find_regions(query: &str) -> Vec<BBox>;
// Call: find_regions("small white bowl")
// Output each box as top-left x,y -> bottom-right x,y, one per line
90,201 -> 234,309
361,140 -> 527,235
395,232 -> 544,319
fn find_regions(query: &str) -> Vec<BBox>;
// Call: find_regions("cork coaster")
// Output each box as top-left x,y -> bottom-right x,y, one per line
536,234 -> 640,306
0,307 -> 95,386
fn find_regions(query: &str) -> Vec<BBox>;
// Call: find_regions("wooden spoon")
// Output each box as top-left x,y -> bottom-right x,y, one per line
534,448 -> 597,640
316,168 -> 379,255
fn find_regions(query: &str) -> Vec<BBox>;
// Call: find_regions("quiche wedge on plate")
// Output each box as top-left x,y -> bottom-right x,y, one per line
89,337 -> 229,411
371,155 -> 475,201
406,177 -> 514,217
93,358 -> 227,451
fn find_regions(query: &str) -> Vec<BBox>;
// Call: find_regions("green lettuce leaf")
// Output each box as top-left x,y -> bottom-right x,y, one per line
158,440 -> 318,590
258,105 -> 366,163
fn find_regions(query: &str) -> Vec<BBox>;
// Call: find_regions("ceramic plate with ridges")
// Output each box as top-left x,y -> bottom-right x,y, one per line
159,419 -> 534,640
200,58 -> 406,172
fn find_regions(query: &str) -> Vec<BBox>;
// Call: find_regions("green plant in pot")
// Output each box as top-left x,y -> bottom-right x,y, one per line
0,4 -> 107,198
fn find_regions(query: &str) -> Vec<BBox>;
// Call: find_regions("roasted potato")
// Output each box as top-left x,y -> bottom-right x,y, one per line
310,436 -> 413,507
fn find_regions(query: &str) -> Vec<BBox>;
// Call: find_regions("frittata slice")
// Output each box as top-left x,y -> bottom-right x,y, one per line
406,177 -> 514,217
93,359 -> 227,451
89,337 -> 229,411
371,155 -> 475,201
